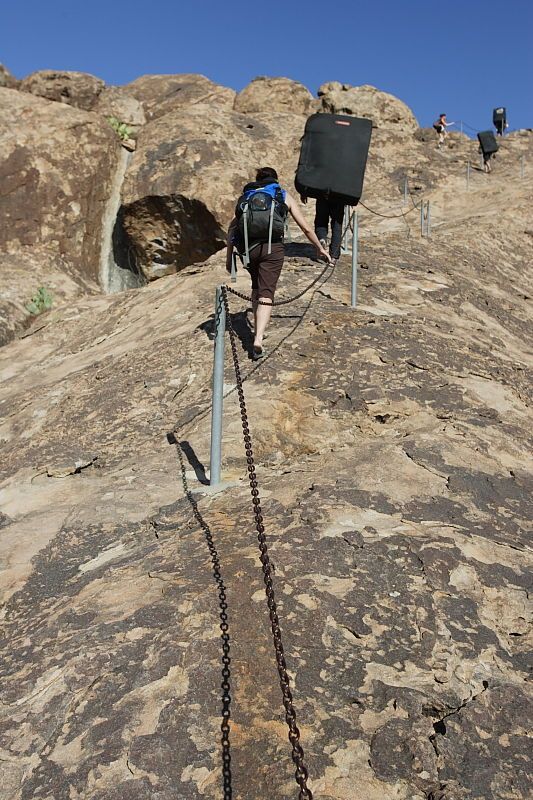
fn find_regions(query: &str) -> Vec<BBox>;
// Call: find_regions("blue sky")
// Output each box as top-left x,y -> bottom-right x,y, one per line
2,0 -> 532,131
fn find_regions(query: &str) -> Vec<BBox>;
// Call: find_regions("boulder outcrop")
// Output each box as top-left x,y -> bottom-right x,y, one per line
20,69 -> 106,111
94,86 -> 146,127
234,75 -> 316,115
124,73 -> 235,121
0,87 -> 123,331
120,103 -> 304,279
0,63 -> 18,89
318,81 -> 419,132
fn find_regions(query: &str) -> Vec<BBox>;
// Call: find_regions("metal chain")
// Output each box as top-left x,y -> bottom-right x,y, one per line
221,284 -> 313,800
226,259 -> 334,306
358,199 -> 421,219
175,442 -> 233,799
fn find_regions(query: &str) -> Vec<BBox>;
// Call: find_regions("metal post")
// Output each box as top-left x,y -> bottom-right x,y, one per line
480,152 -> 484,171
209,286 -> 226,486
466,160 -> 470,190
420,199 -> 424,235
427,201 -> 431,237
341,205 -> 349,254
351,211 -> 358,308
230,251 -> 237,283
403,176 -> 408,206
460,120 -> 463,136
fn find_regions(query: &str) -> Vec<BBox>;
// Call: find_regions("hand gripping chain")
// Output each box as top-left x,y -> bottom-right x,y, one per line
221,284 -> 313,799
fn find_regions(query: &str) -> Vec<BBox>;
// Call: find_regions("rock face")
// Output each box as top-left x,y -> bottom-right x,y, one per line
0,87 -> 123,336
0,247 -> 98,346
0,71 -> 532,800
0,153 -> 532,796
94,86 -> 146,127
125,73 -> 235,121
20,70 -> 106,111
120,103 -> 304,280
0,63 -> 18,89
19,70 -> 146,128
318,81 -> 418,131
234,75 -> 316,115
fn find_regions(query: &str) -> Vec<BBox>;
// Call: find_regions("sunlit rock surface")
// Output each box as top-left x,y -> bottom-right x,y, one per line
0,71 -> 532,799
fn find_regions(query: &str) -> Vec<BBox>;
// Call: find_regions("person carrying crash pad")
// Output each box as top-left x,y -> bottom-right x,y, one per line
226,166 -> 332,359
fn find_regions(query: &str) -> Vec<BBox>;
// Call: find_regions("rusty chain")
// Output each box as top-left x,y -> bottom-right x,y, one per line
174,441 -> 233,798
221,284 -> 313,799
358,198 -> 422,219
226,257 -> 334,306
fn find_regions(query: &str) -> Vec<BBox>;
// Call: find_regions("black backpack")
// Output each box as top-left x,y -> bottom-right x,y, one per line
235,180 -> 288,265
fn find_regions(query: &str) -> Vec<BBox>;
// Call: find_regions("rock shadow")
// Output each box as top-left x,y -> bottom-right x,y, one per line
120,194 -> 226,281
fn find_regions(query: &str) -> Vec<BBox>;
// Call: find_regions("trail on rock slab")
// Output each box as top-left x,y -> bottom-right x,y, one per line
0,175 -> 532,800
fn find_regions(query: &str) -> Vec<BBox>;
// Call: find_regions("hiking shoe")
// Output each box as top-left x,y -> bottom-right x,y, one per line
252,345 -> 264,360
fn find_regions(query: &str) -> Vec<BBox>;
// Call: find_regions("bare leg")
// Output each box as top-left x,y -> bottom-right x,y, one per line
253,297 -> 273,348
252,295 -> 258,335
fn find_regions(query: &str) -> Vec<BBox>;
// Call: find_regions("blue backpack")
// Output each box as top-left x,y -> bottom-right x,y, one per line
235,181 -> 288,265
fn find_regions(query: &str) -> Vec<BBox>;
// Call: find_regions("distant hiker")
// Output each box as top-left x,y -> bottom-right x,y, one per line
433,113 -> 455,148
300,194 -> 345,262
477,131 -> 499,175
226,167 -> 332,359
493,107 -> 508,136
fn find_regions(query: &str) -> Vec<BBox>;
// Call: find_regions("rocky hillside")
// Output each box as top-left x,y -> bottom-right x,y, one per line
0,67 -> 532,800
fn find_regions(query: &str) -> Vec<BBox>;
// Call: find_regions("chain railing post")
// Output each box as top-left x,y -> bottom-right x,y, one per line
466,160 -> 470,190
420,201 -> 430,238
351,210 -> 358,308
230,251 -> 237,283
209,286 -> 226,486
403,176 -> 408,206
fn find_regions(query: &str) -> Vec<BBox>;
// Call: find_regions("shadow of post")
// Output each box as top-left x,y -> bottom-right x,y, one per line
166,432 -> 232,797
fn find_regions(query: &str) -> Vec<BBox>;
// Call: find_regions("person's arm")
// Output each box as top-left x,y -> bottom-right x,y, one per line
226,217 -> 237,272
285,193 -> 332,262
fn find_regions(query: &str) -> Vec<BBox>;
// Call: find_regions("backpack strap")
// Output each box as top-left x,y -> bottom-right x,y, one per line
243,202 -> 250,265
267,198 -> 275,254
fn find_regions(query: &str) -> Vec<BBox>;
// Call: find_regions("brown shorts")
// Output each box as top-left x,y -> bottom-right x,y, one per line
247,242 -> 285,301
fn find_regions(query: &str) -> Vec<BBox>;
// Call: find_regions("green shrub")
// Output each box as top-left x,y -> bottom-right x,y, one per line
107,116 -> 134,141
26,287 -> 53,316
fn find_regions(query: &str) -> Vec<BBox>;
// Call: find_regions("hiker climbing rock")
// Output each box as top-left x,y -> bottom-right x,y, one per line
493,107 -> 508,136
477,130 -> 499,174
294,113 -> 372,263
433,113 -> 455,147
226,166 -> 332,359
